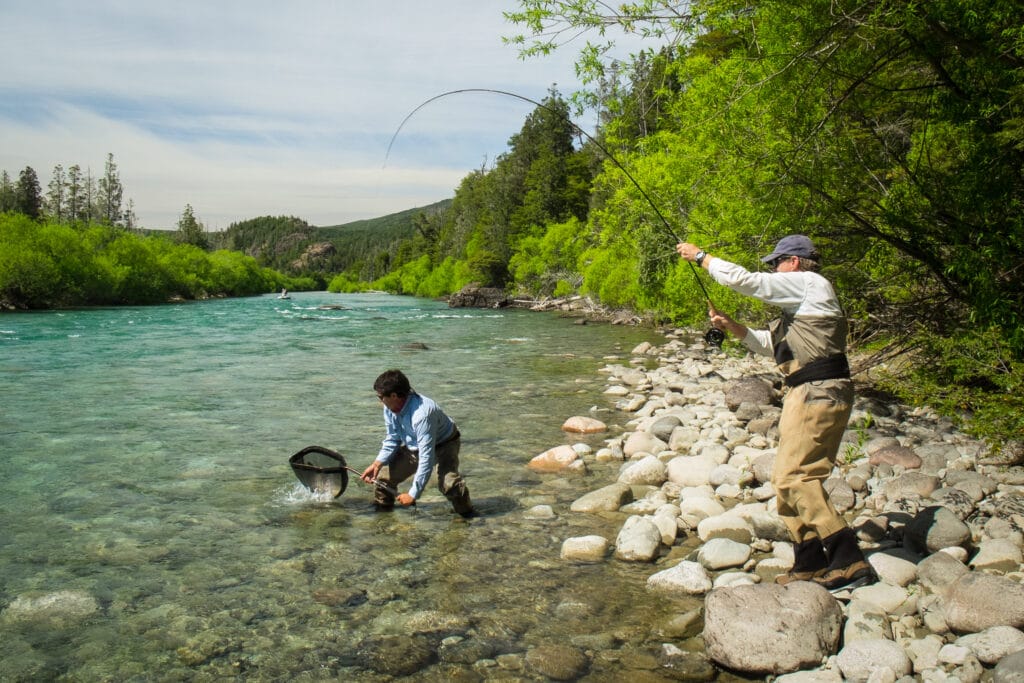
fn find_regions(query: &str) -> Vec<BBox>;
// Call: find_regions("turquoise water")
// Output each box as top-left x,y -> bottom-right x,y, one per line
0,292 -> 718,681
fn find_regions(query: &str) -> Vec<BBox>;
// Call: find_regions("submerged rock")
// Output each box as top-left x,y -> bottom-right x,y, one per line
524,644 -> 589,680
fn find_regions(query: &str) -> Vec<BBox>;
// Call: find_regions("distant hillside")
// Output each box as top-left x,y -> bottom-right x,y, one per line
216,199 -> 452,285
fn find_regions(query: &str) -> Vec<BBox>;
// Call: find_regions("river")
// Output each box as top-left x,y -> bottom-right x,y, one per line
0,292 -> 746,681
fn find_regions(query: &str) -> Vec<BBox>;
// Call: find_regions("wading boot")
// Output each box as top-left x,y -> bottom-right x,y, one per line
775,537 -> 829,585
814,527 -> 875,591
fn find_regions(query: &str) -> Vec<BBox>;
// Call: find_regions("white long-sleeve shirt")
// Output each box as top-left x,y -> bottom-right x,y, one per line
707,258 -> 847,370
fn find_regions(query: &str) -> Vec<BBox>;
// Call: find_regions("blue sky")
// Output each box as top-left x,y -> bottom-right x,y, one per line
0,1 -> 650,230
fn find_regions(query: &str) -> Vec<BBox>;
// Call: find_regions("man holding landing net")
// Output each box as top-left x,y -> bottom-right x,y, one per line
677,235 -> 873,591
361,369 -> 475,518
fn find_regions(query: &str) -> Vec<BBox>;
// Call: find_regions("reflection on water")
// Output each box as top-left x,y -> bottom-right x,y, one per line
0,292 -> 734,681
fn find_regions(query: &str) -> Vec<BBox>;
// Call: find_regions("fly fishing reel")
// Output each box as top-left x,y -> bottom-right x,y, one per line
704,327 -> 726,348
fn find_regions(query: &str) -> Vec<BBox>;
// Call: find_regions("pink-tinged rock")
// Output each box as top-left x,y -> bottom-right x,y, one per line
869,445 -> 923,469
562,416 -> 607,434
528,445 -> 580,472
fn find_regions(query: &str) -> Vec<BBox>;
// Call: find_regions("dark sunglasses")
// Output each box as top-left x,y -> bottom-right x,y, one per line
770,255 -> 791,269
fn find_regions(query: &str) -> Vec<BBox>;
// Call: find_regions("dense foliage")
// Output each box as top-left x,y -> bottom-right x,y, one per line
335,1 -> 1024,445
0,213 -> 312,308
219,202 -> 451,288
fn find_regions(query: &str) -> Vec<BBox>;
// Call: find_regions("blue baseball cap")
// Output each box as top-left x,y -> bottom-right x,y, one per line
761,235 -> 820,263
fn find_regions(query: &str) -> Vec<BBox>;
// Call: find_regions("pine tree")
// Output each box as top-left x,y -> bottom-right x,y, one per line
66,164 -> 84,223
46,164 -> 67,222
176,204 -> 209,249
0,171 -> 15,213
97,153 -> 123,226
15,166 -> 43,219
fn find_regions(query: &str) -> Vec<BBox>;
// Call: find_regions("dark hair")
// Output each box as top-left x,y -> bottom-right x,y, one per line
374,369 -> 411,398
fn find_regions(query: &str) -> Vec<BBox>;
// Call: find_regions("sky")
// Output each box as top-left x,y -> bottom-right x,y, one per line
0,1 -> 653,230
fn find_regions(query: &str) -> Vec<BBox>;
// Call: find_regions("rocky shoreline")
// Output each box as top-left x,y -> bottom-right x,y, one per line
530,327 -> 1024,681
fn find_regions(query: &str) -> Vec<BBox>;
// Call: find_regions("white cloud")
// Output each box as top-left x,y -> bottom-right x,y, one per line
0,0 -> 655,229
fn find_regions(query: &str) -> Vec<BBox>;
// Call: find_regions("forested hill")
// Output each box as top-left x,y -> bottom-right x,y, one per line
217,199 -> 452,285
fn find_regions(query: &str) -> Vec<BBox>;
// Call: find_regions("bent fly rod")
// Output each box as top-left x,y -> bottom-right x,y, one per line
385,88 -> 724,346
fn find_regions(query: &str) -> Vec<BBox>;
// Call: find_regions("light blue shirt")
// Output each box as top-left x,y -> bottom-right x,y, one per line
375,392 -> 455,500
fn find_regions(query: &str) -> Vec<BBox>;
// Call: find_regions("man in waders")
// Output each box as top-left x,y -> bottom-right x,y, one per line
676,235 -> 873,590
361,369 -> 475,518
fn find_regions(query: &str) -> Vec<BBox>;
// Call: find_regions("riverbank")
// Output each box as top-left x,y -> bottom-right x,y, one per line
542,327 -> 1024,681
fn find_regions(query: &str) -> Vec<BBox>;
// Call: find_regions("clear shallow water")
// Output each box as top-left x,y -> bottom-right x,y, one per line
0,292 -> 714,681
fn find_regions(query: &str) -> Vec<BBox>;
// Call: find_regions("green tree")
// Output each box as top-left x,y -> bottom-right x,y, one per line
175,204 -> 209,250
14,166 -> 43,219
46,164 -> 67,223
66,164 -> 86,223
0,171 -> 16,213
97,152 -> 123,226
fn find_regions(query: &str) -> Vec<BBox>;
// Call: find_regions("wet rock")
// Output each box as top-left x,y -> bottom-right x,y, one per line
438,635 -> 500,665
703,582 -> 842,675
561,415 -> 607,433
524,644 -> 589,680
1,590 -> 99,629
523,504 -> 555,519
658,643 -> 718,681
614,515 -> 663,561
528,445 -> 581,473
570,482 -> 633,512
355,634 -> 436,676
448,286 -> 509,308
311,587 -> 367,607
403,610 -> 472,635
561,535 -> 610,563
658,608 -> 705,639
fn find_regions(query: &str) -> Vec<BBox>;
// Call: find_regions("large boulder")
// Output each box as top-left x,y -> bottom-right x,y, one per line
944,573 -> 1024,633
703,582 -> 843,675
448,286 -> 510,308
724,377 -> 776,411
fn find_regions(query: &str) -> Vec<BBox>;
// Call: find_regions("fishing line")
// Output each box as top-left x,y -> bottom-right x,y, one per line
385,87 -> 722,344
